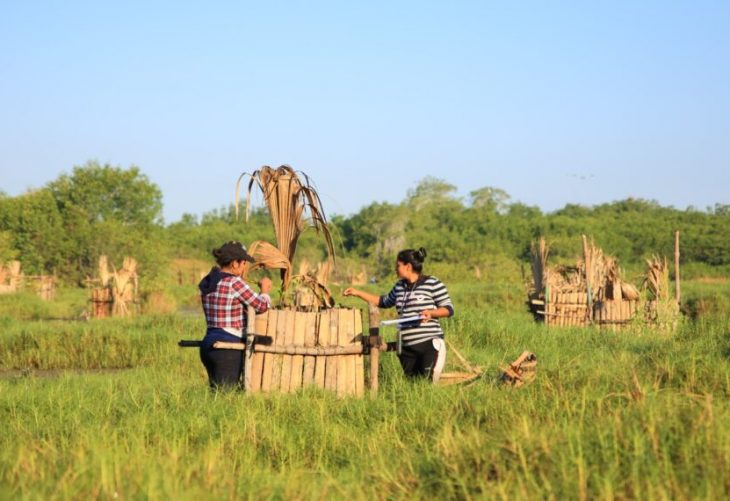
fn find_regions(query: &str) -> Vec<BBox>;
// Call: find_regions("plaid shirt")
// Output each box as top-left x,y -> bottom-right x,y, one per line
201,275 -> 270,330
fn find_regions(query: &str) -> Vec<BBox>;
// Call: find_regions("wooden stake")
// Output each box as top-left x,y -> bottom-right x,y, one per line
314,310 -> 329,388
250,310 -> 269,392
354,308 -> 365,397
368,305 -> 380,395
261,310 -> 278,392
271,310 -> 287,390
289,311 -> 306,391
280,309 -> 296,392
243,306 -> 255,391
336,308 -> 352,397
325,311 -> 338,392
302,311 -> 317,387
582,235 -> 593,323
675,230 -> 681,306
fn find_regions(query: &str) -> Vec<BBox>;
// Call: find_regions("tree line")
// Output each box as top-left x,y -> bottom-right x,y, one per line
1,162 -> 728,285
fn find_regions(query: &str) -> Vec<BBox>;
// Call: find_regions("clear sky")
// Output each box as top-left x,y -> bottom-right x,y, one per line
1,1 -> 728,222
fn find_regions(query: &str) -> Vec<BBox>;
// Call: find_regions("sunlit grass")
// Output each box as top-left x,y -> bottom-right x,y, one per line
1,284 -> 729,499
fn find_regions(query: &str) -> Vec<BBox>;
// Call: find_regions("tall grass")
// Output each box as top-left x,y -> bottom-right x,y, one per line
1,284 -> 729,499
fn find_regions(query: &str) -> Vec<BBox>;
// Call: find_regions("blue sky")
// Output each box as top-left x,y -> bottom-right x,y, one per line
1,1 -> 728,222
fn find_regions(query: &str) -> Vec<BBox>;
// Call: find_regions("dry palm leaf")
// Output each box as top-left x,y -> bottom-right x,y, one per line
240,240 -> 292,280
235,165 -> 335,291
98,255 -> 111,287
621,282 -> 640,301
643,255 -> 670,300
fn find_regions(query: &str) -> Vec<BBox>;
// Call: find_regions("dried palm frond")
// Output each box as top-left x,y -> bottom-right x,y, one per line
291,274 -> 335,309
240,240 -> 292,280
298,258 -> 312,277
621,282 -> 640,301
643,255 -> 670,300
315,260 -> 331,287
235,165 -> 335,291
111,257 -> 138,317
98,255 -> 111,287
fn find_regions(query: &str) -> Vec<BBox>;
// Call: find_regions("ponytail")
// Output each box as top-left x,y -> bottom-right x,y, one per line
397,247 -> 427,273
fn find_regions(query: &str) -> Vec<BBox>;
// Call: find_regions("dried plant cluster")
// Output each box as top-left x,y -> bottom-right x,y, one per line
89,256 -> 138,317
235,165 -> 335,308
529,236 -> 678,329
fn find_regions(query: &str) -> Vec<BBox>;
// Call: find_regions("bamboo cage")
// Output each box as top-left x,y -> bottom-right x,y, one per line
196,305 -> 481,395
88,256 -> 139,318
247,307 -> 365,396
528,236 -> 651,328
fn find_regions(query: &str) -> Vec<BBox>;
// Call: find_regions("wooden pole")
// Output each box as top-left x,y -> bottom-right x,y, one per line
368,304 -> 380,395
674,230 -> 681,306
582,235 -> 593,324
243,306 -> 255,391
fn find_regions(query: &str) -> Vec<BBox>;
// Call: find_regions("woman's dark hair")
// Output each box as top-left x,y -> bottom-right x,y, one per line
212,241 -> 255,267
397,247 -> 427,273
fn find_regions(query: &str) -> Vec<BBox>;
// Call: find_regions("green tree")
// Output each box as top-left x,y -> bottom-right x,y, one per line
405,177 -> 459,209
0,189 -> 66,274
469,186 -> 511,213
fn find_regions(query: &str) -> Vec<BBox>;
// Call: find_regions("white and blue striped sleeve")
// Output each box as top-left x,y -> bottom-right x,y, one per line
378,283 -> 399,309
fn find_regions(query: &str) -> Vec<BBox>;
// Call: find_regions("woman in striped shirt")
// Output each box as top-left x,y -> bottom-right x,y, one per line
344,248 -> 453,382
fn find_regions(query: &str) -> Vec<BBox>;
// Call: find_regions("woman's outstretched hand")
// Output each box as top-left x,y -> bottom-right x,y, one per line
343,287 -> 358,297
258,277 -> 272,295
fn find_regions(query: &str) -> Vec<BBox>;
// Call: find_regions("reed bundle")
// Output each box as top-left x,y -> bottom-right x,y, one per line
91,255 -> 138,317
643,255 -> 670,301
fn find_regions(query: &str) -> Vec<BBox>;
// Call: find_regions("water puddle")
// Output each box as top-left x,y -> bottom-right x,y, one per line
0,368 -> 133,379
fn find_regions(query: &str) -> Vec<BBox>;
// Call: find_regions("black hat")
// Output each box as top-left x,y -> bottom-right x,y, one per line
214,241 -> 255,264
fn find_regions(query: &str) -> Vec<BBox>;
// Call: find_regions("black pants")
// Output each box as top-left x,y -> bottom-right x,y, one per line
199,344 -> 243,389
398,340 -> 440,380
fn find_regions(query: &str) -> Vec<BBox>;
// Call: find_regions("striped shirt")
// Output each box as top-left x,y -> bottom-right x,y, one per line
379,276 -> 454,347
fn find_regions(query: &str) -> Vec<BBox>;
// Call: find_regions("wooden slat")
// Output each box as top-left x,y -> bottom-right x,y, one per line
347,308 -> 358,395
271,309 -> 287,391
325,310 -> 338,392
336,308 -> 352,397
354,308 -> 364,397
302,311 -> 317,387
249,311 -> 269,392
280,309 -> 296,392
260,310 -> 278,392
314,310 -> 329,389
289,311 -> 306,391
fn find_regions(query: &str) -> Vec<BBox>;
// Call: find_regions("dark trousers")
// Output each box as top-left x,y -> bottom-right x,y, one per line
398,340 -> 439,380
199,344 -> 243,389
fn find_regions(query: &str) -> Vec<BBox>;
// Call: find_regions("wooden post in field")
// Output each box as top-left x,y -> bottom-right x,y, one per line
244,306 -> 255,391
368,304 -> 381,395
582,235 -> 593,324
674,230 -> 681,306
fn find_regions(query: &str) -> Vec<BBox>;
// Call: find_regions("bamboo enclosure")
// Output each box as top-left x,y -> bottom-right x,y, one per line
88,256 -> 139,318
529,234 -> 681,329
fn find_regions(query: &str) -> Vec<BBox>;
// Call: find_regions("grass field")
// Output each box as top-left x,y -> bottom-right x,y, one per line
1,284 -> 729,499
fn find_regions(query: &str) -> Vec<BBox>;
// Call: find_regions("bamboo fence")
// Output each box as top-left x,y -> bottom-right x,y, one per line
529,234 -> 680,329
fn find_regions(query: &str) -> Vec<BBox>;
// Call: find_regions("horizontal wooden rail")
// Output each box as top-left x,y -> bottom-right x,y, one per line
213,341 -> 365,356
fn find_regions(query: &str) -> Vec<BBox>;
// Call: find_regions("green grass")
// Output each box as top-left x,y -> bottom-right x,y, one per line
1,285 -> 730,499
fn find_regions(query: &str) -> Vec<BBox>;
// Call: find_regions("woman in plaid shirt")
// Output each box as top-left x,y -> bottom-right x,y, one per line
198,241 -> 272,388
